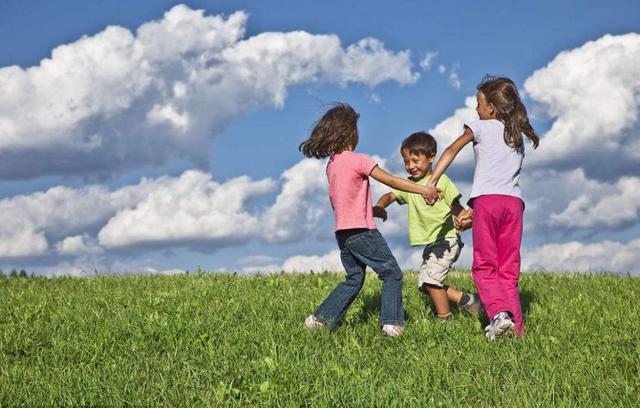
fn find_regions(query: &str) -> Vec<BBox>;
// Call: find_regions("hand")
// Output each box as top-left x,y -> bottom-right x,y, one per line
373,205 -> 388,221
422,186 -> 441,205
454,208 -> 473,231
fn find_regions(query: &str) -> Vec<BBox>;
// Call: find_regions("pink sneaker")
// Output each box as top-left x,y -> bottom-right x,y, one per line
381,324 -> 404,337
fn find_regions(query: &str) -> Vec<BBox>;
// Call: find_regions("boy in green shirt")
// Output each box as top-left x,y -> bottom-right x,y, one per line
373,132 -> 480,320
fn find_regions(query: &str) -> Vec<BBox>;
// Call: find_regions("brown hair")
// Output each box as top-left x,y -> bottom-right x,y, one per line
299,103 -> 359,159
401,132 -> 437,157
478,76 -> 539,149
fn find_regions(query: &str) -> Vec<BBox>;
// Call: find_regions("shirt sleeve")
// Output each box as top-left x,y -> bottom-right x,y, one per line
438,174 -> 462,207
393,188 -> 408,205
357,153 -> 378,177
464,120 -> 483,142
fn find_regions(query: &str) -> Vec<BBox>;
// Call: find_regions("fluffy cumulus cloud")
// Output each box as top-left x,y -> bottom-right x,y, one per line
0,179 -> 161,259
524,33 -> 640,178
0,168 -> 280,261
548,176 -> 640,229
522,239 -> 640,275
98,170 -> 276,249
428,96 -> 477,168
263,159 -> 328,243
0,5 -> 418,180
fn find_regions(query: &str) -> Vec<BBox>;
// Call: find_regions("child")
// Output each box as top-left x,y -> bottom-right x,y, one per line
373,132 -> 480,321
424,76 -> 539,339
300,103 -> 439,337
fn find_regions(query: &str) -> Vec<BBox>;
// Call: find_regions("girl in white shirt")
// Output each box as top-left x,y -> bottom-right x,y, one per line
426,76 -> 539,340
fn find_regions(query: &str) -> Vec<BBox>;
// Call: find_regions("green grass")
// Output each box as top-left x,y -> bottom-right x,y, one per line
1,271 -> 639,407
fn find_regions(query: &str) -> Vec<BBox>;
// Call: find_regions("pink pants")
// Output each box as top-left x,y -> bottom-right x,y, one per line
472,195 -> 524,337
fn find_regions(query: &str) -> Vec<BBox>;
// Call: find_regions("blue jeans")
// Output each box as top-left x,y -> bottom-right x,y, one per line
315,228 -> 404,330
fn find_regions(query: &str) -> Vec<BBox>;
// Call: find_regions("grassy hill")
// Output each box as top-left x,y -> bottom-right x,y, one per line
1,271 -> 638,406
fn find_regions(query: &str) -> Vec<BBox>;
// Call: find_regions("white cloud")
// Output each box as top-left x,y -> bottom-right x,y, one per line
0,5 -> 419,180
522,239 -> 640,275
548,176 -> 640,228
428,96 -> 478,169
448,64 -> 461,90
524,33 -> 640,173
419,52 -> 438,71
0,179 -> 161,259
56,234 -> 103,256
98,170 -> 276,248
263,159 -> 328,243
281,249 -> 343,272
0,223 -> 48,258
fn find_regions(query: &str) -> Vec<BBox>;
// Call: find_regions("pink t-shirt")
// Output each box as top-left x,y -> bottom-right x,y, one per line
326,150 -> 378,231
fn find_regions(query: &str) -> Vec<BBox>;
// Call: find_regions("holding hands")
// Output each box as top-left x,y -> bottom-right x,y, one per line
422,184 -> 441,205
454,208 -> 473,231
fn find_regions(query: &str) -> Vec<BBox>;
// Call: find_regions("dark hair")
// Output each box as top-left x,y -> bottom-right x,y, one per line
478,76 -> 539,149
400,132 -> 437,157
299,103 -> 359,159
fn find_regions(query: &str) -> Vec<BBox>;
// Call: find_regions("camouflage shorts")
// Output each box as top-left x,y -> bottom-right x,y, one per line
418,236 -> 463,289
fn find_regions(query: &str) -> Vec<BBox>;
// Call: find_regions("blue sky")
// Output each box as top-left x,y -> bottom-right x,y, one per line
1,0 -> 639,276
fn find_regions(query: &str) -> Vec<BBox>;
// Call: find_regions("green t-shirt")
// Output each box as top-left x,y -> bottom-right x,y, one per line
393,174 -> 461,246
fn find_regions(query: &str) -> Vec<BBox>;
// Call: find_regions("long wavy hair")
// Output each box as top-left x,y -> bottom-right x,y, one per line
478,76 -> 539,149
299,103 -> 360,159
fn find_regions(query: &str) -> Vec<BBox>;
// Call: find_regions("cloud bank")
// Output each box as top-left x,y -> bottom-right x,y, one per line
0,4 -> 418,181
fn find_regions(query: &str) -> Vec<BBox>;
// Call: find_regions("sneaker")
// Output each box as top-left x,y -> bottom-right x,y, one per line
460,293 -> 482,315
304,314 -> 325,330
381,324 -> 404,337
485,312 -> 515,341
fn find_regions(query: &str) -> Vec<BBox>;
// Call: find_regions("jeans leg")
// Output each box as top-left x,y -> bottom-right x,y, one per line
346,230 -> 404,326
314,247 -> 366,331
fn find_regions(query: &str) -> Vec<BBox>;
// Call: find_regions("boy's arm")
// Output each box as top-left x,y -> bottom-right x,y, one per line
373,192 -> 397,221
450,199 -> 465,217
451,199 -> 473,231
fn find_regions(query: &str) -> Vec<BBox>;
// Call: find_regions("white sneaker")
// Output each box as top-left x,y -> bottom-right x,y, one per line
381,324 -> 405,337
304,314 -> 325,330
485,312 -> 515,341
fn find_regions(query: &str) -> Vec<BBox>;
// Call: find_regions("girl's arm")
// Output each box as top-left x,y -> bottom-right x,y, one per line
373,192 -> 397,222
370,166 -> 439,197
427,128 -> 474,193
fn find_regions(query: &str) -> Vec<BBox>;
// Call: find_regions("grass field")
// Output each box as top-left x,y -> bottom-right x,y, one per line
1,271 -> 638,407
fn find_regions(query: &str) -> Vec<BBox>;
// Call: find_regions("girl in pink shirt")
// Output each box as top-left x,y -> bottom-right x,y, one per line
300,103 -> 438,337
426,76 -> 539,339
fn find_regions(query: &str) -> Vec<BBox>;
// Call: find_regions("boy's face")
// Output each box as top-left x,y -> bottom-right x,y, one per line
401,148 -> 434,180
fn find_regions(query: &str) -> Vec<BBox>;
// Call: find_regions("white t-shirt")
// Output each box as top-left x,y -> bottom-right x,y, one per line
465,119 -> 524,202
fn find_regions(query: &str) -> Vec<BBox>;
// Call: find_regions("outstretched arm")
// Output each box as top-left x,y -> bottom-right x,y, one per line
370,166 -> 439,197
427,128 -> 474,192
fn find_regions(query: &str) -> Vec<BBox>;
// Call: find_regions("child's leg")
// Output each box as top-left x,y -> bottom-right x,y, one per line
422,284 -> 450,316
445,286 -> 463,304
348,229 -> 404,327
472,196 -> 509,320
497,197 -> 524,337
314,232 -> 367,331
418,237 -> 462,319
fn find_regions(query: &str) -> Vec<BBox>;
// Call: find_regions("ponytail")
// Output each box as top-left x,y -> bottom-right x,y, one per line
478,76 -> 539,149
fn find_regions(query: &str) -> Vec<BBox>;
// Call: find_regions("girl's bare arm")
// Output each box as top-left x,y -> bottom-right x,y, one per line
427,127 -> 474,191
370,166 -> 439,197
